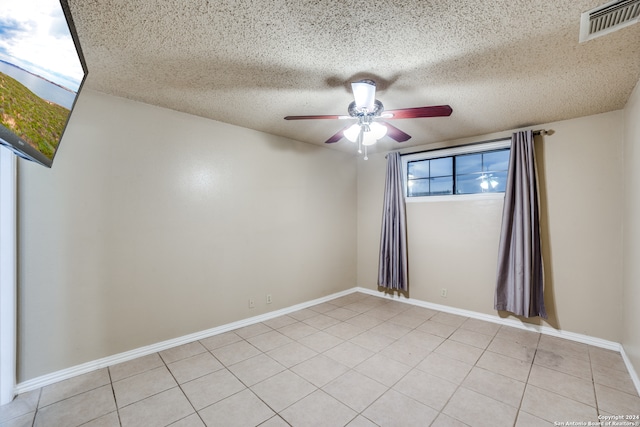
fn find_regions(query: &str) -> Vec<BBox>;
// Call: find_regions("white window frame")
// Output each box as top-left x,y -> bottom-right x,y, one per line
401,139 -> 512,203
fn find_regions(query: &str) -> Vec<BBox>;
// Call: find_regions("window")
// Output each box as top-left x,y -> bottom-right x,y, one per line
403,140 -> 511,200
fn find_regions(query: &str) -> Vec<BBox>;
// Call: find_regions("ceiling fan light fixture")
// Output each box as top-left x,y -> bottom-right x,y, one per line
362,132 -> 377,146
283,79 -> 452,159
370,121 -> 387,139
344,123 -> 361,142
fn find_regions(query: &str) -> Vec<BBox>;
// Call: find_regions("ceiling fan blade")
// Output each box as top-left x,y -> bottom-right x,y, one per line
351,80 -> 376,110
383,122 -> 412,142
324,125 -> 352,144
385,105 -> 453,119
284,114 -> 345,120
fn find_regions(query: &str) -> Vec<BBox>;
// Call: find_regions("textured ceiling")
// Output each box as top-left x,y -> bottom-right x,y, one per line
68,0 -> 640,154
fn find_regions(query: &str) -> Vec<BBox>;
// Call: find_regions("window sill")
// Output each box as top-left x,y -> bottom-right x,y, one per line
405,192 -> 505,203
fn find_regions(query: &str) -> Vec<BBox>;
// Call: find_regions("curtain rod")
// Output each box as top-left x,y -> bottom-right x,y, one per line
389,128 -> 552,158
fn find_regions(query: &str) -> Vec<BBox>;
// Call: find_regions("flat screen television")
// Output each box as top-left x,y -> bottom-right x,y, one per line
0,0 -> 87,168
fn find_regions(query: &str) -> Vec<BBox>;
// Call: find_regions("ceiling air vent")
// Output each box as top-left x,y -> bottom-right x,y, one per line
579,0 -> 640,42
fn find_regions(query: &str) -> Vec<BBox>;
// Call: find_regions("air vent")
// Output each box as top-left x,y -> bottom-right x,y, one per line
579,0 -> 640,42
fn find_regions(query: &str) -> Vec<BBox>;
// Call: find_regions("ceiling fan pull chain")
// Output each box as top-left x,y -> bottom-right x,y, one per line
364,145 -> 368,161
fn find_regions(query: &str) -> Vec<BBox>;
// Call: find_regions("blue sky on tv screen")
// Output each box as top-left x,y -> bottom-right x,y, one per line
0,0 -> 83,92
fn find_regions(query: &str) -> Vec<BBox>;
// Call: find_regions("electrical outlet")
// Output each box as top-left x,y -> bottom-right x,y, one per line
266,294 -> 272,304
440,288 -> 448,298
248,298 -> 255,308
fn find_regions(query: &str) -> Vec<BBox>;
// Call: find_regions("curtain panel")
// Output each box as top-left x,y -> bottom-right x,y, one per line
495,130 -> 547,318
378,152 -> 408,291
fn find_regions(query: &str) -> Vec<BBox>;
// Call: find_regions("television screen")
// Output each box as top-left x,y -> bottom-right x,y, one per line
0,0 -> 87,168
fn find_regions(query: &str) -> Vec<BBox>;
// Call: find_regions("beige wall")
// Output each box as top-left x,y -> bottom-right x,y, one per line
17,84 -> 637,383
17,90 -> 357,382
623,79 -> 640,376
358,111 -> 624,342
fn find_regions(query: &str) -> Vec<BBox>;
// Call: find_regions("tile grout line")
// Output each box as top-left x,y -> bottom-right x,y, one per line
159,347 -> 209,427
31,371 -> 118,427
284,297 -> 403,425
204,330 -> 296,425
30,388 -> 41,427
196,330 -> 310,425
427,319 -> 488,427
221,336 -> 287,424
105,367 -> 122,427
338,308 -> 413,425
264,304 -> 373,425
511,332 -> 542,427
336,303 -> 433,426
430,326 -> 465,426
588,347 -> 601,417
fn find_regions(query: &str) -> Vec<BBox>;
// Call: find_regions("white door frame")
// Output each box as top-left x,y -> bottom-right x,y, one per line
0,147 -> 17,404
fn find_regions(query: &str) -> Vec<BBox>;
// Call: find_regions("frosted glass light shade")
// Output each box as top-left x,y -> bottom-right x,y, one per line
351,81 -> 376,110
344,124 -> 361,142
370,122 -> 387,139
362,132 -> 377,146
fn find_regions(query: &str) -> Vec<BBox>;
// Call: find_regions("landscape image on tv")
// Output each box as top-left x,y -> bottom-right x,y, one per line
0,0 -> 86,167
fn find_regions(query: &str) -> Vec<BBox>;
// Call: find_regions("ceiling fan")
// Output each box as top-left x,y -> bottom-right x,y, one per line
284,79 -> 452,158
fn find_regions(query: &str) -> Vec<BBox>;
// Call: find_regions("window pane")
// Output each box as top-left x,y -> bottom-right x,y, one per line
483,149 -> 510,172
430,176 -> 453,195
429,157 -> 452,177
456,173 -> 483,194
456,153 -> 482,174
407,160 -> 429,179
407,178 -> 430,197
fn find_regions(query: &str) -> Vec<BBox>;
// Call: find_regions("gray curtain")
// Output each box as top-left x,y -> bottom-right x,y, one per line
378,152 -> 408,291
495,130 -> 547,318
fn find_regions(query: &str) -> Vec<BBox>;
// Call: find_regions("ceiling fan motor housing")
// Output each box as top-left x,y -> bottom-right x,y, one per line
348,99 -> 385,120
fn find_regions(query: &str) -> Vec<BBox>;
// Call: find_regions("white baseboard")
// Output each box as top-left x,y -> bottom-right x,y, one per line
356,286 -> 640,395
15,286 -> 640,398
620,345 -> 640,397
15,288 -> 357,394
354,287 -> 621,350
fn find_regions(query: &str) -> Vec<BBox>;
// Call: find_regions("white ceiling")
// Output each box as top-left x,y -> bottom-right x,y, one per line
68,0 -> 640,155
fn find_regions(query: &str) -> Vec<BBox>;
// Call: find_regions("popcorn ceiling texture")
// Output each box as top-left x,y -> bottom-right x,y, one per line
68,0 -> 640,153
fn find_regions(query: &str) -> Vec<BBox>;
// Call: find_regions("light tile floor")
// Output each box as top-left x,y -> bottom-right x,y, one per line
2,292 -> 639,426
